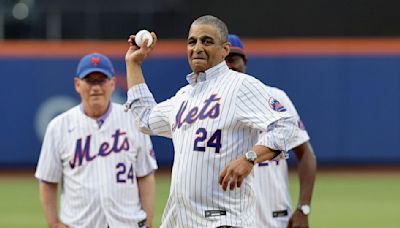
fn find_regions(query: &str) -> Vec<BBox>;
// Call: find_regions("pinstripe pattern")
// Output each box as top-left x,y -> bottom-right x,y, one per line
126,61 -> 298,228
35,103 -> 157,228
254,87 -> 310,228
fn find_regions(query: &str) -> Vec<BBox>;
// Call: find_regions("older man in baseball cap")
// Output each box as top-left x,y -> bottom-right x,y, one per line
74,52 -> 116,118
35,52 -> 157,228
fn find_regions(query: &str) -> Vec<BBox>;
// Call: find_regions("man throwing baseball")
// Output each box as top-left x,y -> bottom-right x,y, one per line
35,53 -> 157,228
226,34 -> 317,228
125,15 -> 300,227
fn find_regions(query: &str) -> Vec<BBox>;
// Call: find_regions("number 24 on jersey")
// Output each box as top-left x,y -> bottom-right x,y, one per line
194,128 -> 222,153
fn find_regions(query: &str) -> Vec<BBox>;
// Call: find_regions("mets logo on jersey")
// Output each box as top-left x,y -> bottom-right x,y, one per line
69,129 -> 129,169
268,97 -> 286,112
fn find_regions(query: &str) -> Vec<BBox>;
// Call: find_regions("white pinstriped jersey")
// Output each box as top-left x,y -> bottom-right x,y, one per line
254,87 -> 310,228
35,103 -> 157,228
126,61 -> 299,228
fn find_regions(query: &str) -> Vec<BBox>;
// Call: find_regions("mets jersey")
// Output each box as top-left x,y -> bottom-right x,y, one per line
254,87 -> 310,228
35,103 -> 157,228
126,61 -> 299,228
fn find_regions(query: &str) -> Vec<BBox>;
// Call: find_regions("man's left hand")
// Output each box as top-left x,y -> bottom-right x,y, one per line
218,155 -> 253,191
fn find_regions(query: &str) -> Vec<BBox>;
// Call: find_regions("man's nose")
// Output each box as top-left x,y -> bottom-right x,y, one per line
193,41 -> 204,52
90,84 -> 102,91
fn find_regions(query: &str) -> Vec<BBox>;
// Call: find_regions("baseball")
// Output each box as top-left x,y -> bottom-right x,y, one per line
135,29 -> 153,47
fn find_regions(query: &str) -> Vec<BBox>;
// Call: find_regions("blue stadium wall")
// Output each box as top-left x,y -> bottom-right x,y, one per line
1,41 -> 399,167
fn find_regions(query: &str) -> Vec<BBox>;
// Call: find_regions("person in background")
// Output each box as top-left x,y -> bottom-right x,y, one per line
35,53 -> 157,228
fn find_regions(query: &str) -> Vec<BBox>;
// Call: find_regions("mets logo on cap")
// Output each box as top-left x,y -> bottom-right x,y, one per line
91,56 -> 100,66
268,97 -> 287,112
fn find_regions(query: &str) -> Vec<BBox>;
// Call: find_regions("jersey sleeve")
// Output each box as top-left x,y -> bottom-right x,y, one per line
135,134 -> 158,177
126,83 -> 173,138
235,77 -> 298,154
274,89 -> 310,149
34,119 -> 63,183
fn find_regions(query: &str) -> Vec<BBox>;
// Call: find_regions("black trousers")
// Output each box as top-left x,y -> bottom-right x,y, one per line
108,218 -> 147,228
216,226 -> 241,228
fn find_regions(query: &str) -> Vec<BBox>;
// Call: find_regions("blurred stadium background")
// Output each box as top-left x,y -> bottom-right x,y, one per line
0,0 -> 399,227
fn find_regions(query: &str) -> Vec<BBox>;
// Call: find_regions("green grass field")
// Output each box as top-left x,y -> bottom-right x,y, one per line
0,171 -> 399,228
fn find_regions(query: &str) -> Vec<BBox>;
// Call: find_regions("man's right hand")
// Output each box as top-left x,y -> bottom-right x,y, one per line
125,32 -> 157,66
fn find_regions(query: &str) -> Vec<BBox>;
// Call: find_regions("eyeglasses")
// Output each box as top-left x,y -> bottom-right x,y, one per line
81,77 -> 110,85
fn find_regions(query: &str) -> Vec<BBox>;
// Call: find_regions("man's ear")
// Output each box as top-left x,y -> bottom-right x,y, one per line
222,41 -> 231,58
110,77 -> 116,91
74,77 -> 81,94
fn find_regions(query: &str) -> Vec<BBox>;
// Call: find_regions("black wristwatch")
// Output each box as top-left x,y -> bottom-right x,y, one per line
245,151 -> 257,165
297,203 -> 311,215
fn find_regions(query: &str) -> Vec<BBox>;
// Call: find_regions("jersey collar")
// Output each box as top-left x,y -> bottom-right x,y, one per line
186,61 -> 230,85
80,102 -> 113,128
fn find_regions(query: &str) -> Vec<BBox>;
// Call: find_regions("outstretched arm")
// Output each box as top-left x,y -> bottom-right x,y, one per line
287,142 -> 317,228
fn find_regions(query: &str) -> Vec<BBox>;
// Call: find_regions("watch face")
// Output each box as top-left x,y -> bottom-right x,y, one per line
301,205 -> 311,215
246,151 -> 257,161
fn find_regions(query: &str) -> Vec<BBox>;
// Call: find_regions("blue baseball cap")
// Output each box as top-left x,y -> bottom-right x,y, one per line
76,53 -> 115,78
228,34 -> 246,59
